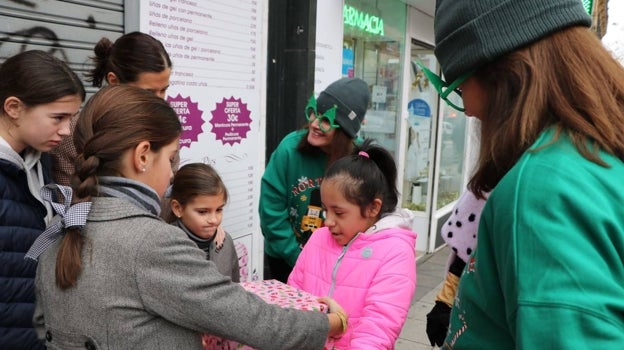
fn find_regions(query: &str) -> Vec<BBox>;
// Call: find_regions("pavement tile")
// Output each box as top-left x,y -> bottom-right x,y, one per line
395,245 -> 449,349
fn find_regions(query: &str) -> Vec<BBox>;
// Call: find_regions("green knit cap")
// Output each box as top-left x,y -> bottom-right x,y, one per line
434,0 -> 592,82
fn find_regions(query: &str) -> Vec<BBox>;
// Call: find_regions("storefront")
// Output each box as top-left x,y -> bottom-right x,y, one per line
323,0 -> 480,258
342,0 -> 405,157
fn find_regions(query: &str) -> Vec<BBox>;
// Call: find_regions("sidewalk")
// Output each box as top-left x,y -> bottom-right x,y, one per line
396,245 -> 450,350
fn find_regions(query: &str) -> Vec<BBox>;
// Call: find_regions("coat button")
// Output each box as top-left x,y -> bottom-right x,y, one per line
45,331 -> 52,341
84,340 -> 96,350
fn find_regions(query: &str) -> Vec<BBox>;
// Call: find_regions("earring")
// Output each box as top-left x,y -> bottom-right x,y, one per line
141,167 -> 146,172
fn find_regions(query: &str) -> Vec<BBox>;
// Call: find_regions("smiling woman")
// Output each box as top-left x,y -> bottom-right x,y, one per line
259,77 -> 371,283
0,49 -> 85,350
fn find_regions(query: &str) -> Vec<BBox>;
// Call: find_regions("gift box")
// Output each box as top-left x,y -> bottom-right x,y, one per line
202,279 -> 327,350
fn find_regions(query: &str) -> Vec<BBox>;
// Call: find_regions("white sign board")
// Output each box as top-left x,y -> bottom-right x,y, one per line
140,0 -> 266,281
314,0 -> 344,94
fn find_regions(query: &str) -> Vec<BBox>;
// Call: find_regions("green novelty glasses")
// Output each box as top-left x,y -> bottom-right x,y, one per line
305,95 -> 341,133
416,61 -> 472,112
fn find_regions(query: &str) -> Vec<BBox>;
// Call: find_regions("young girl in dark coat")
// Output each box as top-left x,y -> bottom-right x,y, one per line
0,50 -> 84,350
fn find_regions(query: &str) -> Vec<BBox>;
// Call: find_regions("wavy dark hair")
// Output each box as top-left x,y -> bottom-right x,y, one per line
297,126 -> 356,167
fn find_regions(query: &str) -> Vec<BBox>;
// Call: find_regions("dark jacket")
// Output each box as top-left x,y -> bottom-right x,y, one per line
0,148 -> 51,350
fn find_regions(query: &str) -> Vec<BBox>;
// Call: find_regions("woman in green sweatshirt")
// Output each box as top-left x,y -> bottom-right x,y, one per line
259,77 -> 370,282
431,0 -> 624,348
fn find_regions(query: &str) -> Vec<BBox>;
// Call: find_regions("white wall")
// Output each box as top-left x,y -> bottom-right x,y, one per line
314,0 -> 345,93
602,1 -> 624,64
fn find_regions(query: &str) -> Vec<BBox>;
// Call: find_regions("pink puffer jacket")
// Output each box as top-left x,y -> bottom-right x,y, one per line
288,210 -> 417,349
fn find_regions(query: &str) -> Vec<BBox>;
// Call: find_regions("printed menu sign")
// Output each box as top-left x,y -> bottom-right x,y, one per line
141,0 -> 264,280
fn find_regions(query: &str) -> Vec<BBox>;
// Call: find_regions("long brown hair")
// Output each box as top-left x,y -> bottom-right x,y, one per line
469,26 -> 624,196
296,126 -> 356,167
55,85 -> 181,289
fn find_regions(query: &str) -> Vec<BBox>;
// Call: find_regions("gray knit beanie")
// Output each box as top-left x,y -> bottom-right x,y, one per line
434,0 -> 591,82
316,77 -> 370,138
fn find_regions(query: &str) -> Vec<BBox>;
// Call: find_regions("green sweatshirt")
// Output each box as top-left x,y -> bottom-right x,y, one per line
444,128 -> 624,349
259,130 -> 327,267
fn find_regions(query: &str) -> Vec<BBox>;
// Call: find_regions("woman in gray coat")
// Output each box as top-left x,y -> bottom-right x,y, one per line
27,85 -> 347,350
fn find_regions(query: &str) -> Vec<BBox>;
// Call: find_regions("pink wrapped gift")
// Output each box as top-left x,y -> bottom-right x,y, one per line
240,279 -> 328,312
202,279 -> 328,350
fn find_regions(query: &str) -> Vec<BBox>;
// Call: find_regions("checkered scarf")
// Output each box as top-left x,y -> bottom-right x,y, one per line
25,177 -> 161,261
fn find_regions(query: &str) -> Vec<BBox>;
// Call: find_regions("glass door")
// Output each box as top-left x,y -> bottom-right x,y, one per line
403,39 -> 469,255
402,41 -> 438,213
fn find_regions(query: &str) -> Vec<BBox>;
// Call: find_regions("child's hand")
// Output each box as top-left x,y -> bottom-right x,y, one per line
317,296 -> 343,314
215,226 -> 226,250
318,297 -> 348,337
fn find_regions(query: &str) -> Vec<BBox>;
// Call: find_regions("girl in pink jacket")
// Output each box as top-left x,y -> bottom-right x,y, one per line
288,139 -> 417,349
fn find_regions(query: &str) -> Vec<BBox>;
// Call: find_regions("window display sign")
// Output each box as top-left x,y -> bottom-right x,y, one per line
139,0 -> 265,281
342,48 -> 354,77
315,0 -> 344,93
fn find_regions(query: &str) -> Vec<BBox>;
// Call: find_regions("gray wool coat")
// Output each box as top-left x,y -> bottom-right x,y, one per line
34,197 -> 328,350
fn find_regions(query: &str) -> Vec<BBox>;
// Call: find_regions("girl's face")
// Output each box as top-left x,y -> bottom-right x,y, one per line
128,68 -> 171,99
108,68 -> 172,100
172,193 -> 226,239
307,112 -> 337,153
143,139 -> 179,198
320,178 -> 379,246
460,75 -> 488,119
2,94 -> 82,153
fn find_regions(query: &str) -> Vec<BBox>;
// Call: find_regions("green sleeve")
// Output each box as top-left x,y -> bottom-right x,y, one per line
259,142 -> 301,267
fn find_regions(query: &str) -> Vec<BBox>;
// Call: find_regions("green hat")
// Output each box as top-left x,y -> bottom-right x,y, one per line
317,78 -> 370,138
434,0 -> 592,82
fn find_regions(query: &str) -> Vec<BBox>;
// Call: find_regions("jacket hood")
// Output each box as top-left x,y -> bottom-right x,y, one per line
353,208 -> 417,247
0,137 -> 41,171
365,208 -> 416,234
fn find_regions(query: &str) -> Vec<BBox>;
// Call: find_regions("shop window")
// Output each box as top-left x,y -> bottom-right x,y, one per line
403,40 -> 467,213
343,0 -> 406,157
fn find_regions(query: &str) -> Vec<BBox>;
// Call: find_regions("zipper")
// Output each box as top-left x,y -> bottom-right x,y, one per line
329,233 -> 360,296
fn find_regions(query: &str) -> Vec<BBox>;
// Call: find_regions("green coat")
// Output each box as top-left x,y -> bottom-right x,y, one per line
259,130 -> 327,266
445,128 -> 624,348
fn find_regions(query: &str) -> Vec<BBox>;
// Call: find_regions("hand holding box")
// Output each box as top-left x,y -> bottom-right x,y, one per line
202,279 -> 328,350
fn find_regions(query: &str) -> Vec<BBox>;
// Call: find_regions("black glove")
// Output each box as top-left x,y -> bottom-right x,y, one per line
426,301 -> 452,347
